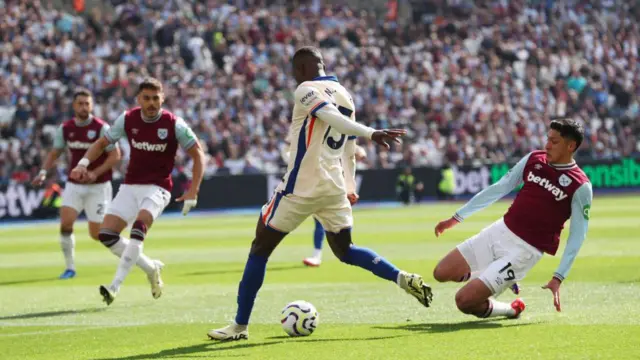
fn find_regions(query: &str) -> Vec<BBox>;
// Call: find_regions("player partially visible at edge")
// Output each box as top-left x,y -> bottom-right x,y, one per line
31,88 -> 121,279
207,46 -> 433,341
432,118 -> 592,318
70,78 -> 205,305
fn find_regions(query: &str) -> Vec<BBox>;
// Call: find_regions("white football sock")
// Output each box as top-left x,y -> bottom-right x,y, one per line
109,239 -> 143,292
60,233 -> 76,271
484,299 -> 516,318
109,237 -> 156,275
312,249 -> 322,259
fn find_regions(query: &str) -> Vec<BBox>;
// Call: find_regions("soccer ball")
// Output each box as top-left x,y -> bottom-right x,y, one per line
280,300 -> 319,337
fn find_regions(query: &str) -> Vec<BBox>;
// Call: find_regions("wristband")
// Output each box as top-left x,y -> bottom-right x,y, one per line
78,158 -> 90,167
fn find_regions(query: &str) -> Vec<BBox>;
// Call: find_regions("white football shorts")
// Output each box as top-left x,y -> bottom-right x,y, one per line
61,181 -> 112,223
106,184 -> 171,224
260,192 -> 353,234
457,218 -> 543,295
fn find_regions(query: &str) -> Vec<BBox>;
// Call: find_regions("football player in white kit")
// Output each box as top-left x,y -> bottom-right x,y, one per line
208,46 -> 433,341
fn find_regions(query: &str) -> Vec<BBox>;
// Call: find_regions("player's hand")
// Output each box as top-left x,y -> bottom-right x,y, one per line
176,191 -> 198,216
371,129 -> 406,149
347,193 -> 359,205
434,217 -> 460,237
542,277 -> 562,312
31,170 -> 46,187
70,166 -> 88,182
83,171 -> 97,184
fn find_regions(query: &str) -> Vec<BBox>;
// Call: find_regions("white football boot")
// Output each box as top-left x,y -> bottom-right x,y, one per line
207,322 -> 249,341
147,260 -> 164,299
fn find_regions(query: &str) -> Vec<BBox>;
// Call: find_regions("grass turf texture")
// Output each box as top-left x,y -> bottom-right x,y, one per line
1,196 -> 639,360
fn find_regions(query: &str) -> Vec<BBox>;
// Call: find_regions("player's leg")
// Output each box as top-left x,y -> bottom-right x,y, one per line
58,206 -> 79,279
316,195 -> 433,307
58,182 -> 85,279
104,185 -> 170,301
85,182 -> 111,241
97,185 -> 164,304
454,260 -> 525,319
208,192 -> 307,341
303,217 -> 324,267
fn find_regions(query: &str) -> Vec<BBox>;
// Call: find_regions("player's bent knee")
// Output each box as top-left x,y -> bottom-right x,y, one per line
454,291 -> 477,314
325,228 -> 352,262
432,265 -> 449,283
249,220 -> 287,258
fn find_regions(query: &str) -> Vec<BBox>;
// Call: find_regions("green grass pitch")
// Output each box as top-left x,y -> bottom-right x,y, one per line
1,196 -> 639,359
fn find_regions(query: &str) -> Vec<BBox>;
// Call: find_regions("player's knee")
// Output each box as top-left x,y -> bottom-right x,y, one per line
98,228 -> 120,248
432,265 -> 449,283
60,226 -> 73,236
89,228 -> 101,241
455,291 -> 479,314
249,223 -> 286,258
326,229 -> 352,262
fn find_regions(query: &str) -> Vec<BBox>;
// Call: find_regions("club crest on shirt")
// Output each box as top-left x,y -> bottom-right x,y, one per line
559,174 -> 572,187
535,164 -> 543,170
87,130 -> 96,139
157,128 -> 168,140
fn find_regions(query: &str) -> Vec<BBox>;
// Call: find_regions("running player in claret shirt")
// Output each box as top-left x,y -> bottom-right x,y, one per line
433,118 -> 593,318
70,78 -> 205,305
31,88 -> 121,280
207,46 -> 433,341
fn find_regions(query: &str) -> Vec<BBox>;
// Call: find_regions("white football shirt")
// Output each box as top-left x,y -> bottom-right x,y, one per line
277,75 -> 372,198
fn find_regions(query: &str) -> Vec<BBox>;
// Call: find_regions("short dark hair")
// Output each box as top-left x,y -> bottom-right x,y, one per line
73,88 -> 92,101
138,77 -> 163,94
550,117 -> 584,150
292,46 -> 323,63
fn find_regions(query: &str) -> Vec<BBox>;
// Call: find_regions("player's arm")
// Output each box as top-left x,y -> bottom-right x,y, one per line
553,183 -> 593,281
71,112 -> 125,181
32,125 -> 65,186
435,152 -> 532,237
543,182 -> 593,312
175,117 -> 205,215
86,125 -> 122,182
295,86 -> 404,147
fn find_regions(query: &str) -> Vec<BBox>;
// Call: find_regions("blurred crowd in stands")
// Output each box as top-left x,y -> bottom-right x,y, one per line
1,0 -> 639,186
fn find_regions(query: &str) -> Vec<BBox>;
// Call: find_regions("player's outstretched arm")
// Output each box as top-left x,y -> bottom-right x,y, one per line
295,85 -> 406,148
543,182 -> 593,312
435,152 -> 533,237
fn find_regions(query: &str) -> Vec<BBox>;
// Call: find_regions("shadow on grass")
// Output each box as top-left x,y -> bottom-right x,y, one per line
0,277 -> 58,286
184,264 -> 303,277
93,334 -> 407,360
373,319 -> 537,333
0,307 -> 106,320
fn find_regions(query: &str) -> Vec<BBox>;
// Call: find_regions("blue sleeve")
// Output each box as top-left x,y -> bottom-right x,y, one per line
553,182 -> 593,281
53,125 -> 65,149
175,117 -> 198,150
100,125 -> 117,152
453,152 -> 532,221
104,112 -> 126,143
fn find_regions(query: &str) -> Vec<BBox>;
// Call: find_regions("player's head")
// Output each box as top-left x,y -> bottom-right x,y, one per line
137,77 -> 164,119
545,118 -> 584,163
292,46 -> 325,84
72,88 -> 93,120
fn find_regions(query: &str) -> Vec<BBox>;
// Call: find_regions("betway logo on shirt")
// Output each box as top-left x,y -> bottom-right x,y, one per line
527,171 -> 568,201
131,139 -> 167,152
67,141 -> 92,149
